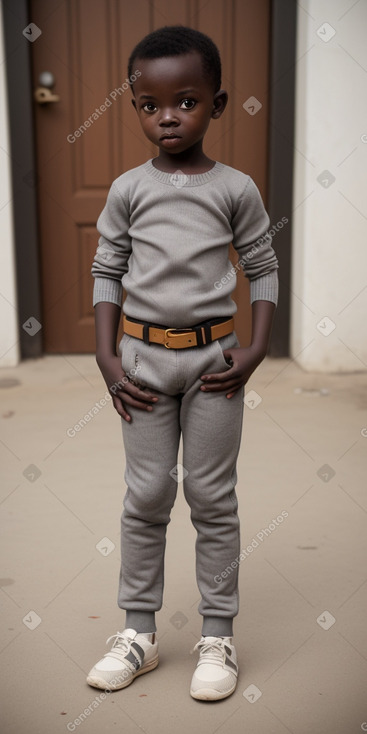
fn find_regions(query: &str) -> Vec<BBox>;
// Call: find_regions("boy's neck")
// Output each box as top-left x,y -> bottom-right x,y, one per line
152,142 -> 216,175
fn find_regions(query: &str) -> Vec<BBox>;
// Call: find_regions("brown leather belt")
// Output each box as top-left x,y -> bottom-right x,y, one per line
123,315 -> 234,349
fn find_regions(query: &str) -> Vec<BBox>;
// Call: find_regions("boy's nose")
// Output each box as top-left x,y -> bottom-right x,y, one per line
159,109 -> 180,125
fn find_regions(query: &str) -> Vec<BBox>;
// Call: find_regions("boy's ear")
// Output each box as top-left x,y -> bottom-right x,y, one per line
211,90 -> 228,119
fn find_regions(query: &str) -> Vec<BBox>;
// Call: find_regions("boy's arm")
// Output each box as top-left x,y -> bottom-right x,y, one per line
249,299 -> 276,360
95,301 -> 122,360
200,175 -> 279,397
199,175 -> 279,396
92,180 -> 158,421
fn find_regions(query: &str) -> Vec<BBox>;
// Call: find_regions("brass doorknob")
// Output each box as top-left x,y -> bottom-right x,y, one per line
34,71 -> 60,104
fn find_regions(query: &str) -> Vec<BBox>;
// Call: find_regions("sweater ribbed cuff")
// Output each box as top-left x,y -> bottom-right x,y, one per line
250,269 -> 278,306
92,277 -> 122,307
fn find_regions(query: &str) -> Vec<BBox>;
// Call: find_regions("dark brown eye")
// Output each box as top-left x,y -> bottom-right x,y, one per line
142,103 -> 156,113
180,99 -> 196,110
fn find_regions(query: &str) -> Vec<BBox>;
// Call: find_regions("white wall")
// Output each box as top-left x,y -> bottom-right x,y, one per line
291,0 -> 367,372
0,2 -> 20,367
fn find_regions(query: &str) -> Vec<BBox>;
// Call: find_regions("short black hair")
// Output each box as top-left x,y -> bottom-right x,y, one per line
127,25 -> 221,94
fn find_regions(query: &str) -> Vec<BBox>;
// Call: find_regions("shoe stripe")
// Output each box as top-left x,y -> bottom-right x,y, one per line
225,655 -> 237,672
125,650 -> 142,670
131,641 -> 145,660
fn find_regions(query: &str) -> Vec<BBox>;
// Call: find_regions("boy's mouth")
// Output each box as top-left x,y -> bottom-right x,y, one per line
159,133 -> 182,141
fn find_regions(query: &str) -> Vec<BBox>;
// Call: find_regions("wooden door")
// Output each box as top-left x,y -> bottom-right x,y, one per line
30,0 -> 270,352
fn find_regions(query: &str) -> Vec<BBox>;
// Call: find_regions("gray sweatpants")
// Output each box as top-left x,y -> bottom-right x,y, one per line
118,329 -> 244,637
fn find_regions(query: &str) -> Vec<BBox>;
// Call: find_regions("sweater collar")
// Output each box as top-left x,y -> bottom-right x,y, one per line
143,158 -> 224,187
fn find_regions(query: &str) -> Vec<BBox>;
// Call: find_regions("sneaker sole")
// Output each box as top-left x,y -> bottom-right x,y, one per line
87,656 -> 159,691
190,683 -> 236,701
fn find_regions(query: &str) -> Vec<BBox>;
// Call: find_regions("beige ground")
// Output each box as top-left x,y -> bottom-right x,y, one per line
0,354 -> 366,734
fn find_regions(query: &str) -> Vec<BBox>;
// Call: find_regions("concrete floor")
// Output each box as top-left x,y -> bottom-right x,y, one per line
0,354 -> 366,734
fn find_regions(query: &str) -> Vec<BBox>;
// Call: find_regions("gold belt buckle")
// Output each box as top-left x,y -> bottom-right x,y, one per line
164,328 -> 194,349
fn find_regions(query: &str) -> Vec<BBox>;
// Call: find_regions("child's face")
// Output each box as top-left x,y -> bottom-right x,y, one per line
131,52 -> 226,155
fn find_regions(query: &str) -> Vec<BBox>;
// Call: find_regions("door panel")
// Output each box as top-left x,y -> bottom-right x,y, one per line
31,0 -> 270,352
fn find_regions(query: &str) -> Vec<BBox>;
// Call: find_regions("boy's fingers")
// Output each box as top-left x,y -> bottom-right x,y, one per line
112,396 -> 131,422
120,393 -> 155,410
201,368 -> 235,383
115,381 -> 158,403
200,377 -> 243,392
112,393 -> 154,421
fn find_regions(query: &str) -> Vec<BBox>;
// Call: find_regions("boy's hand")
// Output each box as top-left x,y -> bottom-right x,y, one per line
97,354 -> 158,422
200,346 -> 266,399
201,300 -> 276,398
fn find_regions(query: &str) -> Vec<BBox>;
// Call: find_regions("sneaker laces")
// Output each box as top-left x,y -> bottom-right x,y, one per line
104,631 -> 134,662
191,638 -> 227,667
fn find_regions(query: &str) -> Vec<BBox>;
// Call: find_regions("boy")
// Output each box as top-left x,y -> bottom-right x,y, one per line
87,25 -> 278,701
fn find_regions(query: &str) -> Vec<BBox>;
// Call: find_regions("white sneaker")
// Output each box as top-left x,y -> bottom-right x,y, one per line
86,628 -> 158,690
190,636 -> 238,700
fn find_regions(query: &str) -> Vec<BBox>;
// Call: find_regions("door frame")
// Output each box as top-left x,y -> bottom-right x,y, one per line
3,0 -> 296,359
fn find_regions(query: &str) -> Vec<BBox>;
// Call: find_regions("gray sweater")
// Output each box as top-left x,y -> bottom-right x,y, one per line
91,159 -> 279,327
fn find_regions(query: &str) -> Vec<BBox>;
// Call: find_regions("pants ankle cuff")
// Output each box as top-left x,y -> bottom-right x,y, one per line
202,616 -> 233,637
125,610 -> 156,633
